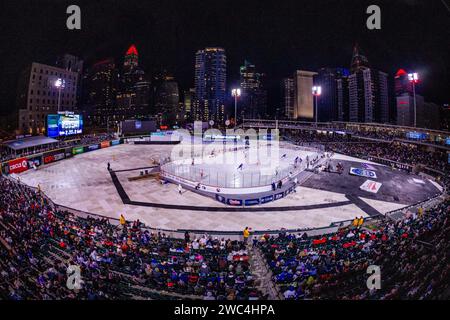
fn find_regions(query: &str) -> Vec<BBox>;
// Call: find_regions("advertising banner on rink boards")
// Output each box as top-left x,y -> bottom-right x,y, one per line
227,198 -> 243,206
215,194 -> 226,203
244,198 -> 260,206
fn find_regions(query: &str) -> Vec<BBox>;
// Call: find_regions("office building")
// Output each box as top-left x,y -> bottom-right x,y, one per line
239,60 -> 267,119
83,58 -> 118,127
194,47 -> 227,122
348,44 -> 389,123
283,78 -> 295,119
154,75 -> 180,125
17,62 -> 79,134
293,70 -> 317,120
313,67 -> 350,122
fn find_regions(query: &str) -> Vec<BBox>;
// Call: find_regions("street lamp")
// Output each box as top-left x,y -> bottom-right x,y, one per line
54,78 -> 65,112
408,72 -> 419,127
312,86 -> 322,126
231,88 -> 241,129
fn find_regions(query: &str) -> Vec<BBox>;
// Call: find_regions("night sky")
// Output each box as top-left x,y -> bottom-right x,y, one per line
0,0 -> 449,117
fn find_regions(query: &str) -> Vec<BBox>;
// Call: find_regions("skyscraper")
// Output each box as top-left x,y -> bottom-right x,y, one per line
194,47 -> 226,122
394,69 -> 413,96
239,60 -> 267,119
154,75 -> 180,125
395,68 -> 428,128
56,54 -> 84,108
116,45 -> 151,120
336,75 -> 350,122
83,58 -> 118,127
124,44 -> 139,70
293,70 -> 317,120
350,43 -> 370,73
348,44 -> 389,123
283,78 -> 295,119
283,70 -> 317,120
56,54 -> 84,74
183,88 -> 195,121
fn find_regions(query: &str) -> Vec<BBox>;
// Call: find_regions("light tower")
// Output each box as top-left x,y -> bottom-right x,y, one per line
54,78 -> 65,112
312,85 -> 322,125
408,72 -> 419,127
231,88 -> 241,129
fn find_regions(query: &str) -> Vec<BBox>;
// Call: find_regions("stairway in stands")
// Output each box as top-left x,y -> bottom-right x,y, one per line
248,243 -> 282,300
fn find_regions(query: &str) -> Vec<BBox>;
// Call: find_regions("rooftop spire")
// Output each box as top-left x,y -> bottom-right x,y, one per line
350,43 -> 369,73
126,44 -> 138,56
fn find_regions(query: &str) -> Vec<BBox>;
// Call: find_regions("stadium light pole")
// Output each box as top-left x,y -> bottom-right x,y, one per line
312,86 -> 322,126
408,72 -> 419,127
231,88 -> 241,129
54,78 -> 64,112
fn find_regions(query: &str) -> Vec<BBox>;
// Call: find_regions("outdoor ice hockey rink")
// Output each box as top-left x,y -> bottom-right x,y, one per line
16,141 -> 441,232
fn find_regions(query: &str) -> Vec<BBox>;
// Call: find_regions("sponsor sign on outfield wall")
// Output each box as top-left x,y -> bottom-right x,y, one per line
8,157 -> 29,174
87,144 -> 99,151
101,141 -> 110,148
28,156 -> 42,167
72,146 -> 84,155
44,152 -> 65,164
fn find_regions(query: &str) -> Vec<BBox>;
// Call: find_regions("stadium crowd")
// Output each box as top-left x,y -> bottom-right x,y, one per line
285,130 -> 449,173
0,177 -> 262,300
326,141 -> 448,173
248,121 -> 448,146
0,127 -> 448,300
259,199 -> 450,300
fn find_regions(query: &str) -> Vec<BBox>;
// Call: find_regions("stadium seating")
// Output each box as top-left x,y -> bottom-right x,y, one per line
0,128 -> 448,300
258,200 -> 449,299
0,177 -> 263,300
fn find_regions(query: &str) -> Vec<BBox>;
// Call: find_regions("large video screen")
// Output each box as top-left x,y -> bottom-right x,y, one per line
47,114 -> 83,138
121,120 -> 156,134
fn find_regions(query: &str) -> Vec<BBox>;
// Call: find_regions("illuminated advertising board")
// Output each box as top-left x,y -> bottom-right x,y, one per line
87,144 -> 99,151
406,131 -> 427,140
72,146 -> 84,155
101,141 -> 110,148
47,114 -> 83,137
43,152 -> 65,164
